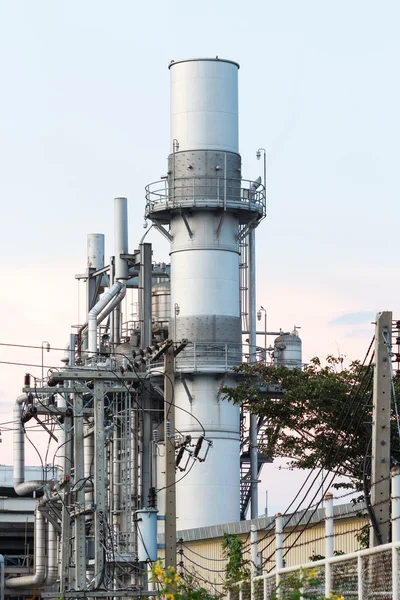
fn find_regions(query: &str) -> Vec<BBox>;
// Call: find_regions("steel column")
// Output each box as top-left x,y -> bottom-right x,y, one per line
73,393 -> 86,588
164,346 -> 176,568
94,380 -> 106,587
249,228 -> 258,519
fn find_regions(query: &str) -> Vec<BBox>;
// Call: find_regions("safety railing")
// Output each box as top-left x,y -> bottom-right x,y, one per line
228,467 -> 400,600
237,543 -> 399,600
148,342 -> 266,373
145,176 -> 266,218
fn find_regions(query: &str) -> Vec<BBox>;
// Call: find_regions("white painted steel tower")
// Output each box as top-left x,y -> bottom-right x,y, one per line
145,58 -> 265,529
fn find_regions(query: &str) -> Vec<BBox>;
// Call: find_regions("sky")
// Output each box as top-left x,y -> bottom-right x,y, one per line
0,0 -> 399,517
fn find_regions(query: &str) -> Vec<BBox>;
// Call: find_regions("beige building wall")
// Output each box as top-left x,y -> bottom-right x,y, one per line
157,509 -> 368,593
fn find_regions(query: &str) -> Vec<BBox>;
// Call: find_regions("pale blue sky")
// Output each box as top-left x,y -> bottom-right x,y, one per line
0,0 -> 399,513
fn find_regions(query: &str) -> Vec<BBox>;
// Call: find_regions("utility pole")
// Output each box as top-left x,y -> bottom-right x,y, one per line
164,344 -> 176,568
370,311 -> 392,546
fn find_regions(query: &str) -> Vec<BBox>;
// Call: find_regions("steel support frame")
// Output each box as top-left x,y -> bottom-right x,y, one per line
164,346 -> 176,569
73,392 -> 86,588
94,380 -> 106,587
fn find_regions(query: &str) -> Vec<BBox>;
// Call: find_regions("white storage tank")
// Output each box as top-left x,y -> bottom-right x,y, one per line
152,281 -> 171,329
274,328 -> 302,370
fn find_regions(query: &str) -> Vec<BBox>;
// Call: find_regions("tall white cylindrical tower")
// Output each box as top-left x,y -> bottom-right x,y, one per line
146,58 -> 265,529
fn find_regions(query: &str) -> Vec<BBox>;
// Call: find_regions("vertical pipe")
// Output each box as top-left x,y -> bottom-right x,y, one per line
275,513 -> 283,596
43,521 -> 58,585
114,304 -> 121,345
0,555 -> 4,600
250,523 -> 258,600
114,198 -> 129,281
5,508 -> 46,588
249,229 -> 258,519
324,492 -> 334,598
109,258 -> 115,347
392,467 -> 400,542
139,243 -> 153,348
87,233 -> 105,314
113,420 -> 121,531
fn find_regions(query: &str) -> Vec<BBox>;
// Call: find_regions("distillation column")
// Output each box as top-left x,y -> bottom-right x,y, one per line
146,58 -> 265,529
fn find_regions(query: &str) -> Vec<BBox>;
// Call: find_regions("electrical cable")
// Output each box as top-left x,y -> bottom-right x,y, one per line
254,339 -> 375,559
0,359 -> 60,369
156,458 -> 196,494
263,354 -> 376,567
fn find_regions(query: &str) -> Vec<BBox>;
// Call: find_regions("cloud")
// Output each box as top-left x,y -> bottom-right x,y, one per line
329,311 -> 376,327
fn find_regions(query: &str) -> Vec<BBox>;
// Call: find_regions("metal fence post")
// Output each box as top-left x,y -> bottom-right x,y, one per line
357,555 -> 363,600
392,467 -> 400,600
324,492 -> 334,597
251,523 -> 258,600
275,514 -> 283,597
392,467 -> 400,542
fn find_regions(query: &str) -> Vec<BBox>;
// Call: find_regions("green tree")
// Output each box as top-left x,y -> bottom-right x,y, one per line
222,356 -> 400,493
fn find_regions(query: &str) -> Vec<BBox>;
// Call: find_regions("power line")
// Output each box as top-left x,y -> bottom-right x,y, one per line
263,347 -> 376,567
254,338 -> 375,559
0,360 -> 60,369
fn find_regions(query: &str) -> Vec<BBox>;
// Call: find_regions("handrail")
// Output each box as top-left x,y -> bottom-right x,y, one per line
145,176 -> 266,217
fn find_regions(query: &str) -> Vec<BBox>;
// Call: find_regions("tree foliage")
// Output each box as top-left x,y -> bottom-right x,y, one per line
222,356 -> 400,490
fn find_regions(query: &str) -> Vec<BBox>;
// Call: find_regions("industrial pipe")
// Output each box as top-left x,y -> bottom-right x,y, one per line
96,284 -> 126,325
0,554 -> 4,600
6,509 -> 58,589
114,197 -> 129,281
43,521 -> 58,586
87,281 -> 126,355
13,395 -> 45,496
6,509 -> 46,588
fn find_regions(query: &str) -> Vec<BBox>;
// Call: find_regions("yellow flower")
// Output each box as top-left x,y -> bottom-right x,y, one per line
174,574 -> 181,583
154,566 -> 163,578
165,577 -> 172,584
166,594 -> 175,600
309,569 -> 317,580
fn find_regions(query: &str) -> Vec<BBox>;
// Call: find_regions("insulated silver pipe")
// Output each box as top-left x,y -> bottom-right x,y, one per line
112,422 -> 120,529
114,197 -> 129,281
6,508 -> 46,588
0,554 -> 4,600
84,427 -> 94,482
43,520 -> 58,586
88,281 -> 126,355
13,395 -> 45,495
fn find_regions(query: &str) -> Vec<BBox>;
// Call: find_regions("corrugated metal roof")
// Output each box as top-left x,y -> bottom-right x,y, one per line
158,501 -> 367,543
